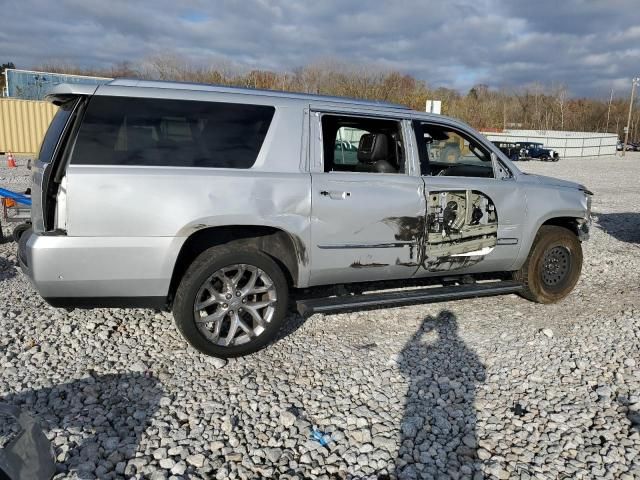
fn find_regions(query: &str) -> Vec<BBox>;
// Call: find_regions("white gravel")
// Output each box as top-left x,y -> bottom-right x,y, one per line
1,153 -> 639,479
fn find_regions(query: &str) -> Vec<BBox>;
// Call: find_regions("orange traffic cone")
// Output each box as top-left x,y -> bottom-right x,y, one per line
7,152 -> 17,168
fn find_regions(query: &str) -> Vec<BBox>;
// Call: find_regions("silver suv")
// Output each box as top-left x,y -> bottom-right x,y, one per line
19,79 -> 592,357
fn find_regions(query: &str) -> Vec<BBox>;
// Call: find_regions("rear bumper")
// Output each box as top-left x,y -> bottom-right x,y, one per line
19,230 -> 181,309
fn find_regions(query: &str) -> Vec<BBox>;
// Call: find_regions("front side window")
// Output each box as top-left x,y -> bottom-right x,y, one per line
71,96 -> 275,168
414,122 -> 494,178
322,115 -> 405,174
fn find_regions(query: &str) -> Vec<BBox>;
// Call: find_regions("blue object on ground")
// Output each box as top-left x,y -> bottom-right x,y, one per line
310,427 -> 331,448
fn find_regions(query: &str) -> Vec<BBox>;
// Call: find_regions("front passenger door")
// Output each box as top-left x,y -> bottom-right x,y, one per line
413,121 -> 525,274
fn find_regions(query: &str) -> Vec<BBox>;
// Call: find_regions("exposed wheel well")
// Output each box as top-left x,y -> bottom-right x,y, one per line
168,226 -> 306,306
541,217 -> 580,237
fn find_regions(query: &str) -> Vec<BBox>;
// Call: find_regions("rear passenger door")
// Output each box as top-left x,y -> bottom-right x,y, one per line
308,111 -> 426,286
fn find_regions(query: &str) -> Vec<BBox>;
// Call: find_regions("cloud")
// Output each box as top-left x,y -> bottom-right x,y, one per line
1,0 -> 638,97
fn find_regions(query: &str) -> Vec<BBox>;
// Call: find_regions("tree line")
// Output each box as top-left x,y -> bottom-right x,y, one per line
5,57 -> 637,140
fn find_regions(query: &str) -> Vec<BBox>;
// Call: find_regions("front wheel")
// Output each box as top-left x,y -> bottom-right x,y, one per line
514,226 -> 582,303
173,244 -> 289,357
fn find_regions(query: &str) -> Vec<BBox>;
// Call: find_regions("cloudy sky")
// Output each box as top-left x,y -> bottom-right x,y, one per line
1,0 -> 639,97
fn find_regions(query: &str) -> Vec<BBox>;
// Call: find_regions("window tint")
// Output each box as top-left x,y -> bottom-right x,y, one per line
322,115 -> 404,174
38,100 -> 76,163
71,96 -> 275,168
414,122 -> 494,178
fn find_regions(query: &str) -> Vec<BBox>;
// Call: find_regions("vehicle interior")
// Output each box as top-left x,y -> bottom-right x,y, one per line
322,115 -> 405,174
414,122 -> 494,178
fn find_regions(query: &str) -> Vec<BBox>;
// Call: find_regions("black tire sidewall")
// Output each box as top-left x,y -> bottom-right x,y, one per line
12,223 -> 30,243
173,246 -> 289,358
527,227 -> 582,303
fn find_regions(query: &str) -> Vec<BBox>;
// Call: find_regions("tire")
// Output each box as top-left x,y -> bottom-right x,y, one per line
12,223 -> 30,243
514,226 -> 582,304
172,243 -> 289,357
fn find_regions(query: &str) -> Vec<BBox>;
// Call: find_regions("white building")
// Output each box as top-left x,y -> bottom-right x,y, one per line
482,130 -> 618,157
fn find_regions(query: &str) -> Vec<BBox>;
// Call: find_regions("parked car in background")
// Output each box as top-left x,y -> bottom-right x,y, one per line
19,79 -> 592,358
491,141 -> 528,161
515,142 -> 559,161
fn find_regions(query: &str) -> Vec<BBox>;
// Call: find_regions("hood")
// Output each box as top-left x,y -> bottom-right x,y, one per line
521,173 -> 592,194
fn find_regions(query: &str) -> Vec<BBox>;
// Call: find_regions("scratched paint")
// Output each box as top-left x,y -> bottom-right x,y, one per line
350,261 -> 389,268
384,190 -> 498,272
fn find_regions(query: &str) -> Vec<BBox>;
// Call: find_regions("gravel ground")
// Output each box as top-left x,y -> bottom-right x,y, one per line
0,153 -> 639,479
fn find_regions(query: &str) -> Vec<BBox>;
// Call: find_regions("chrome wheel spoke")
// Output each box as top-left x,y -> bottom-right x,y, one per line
246,298 -> 276,310
194,262 -> 278,348
195,294 -> 220,310
230,265 -> 246,287
195,308 -> 226,325
244,306 -> 266,328
241,267 -> 259,295
224,311 -> 241,346
248,285 -> 271,295
214,271 -> 234,293
236,313 -> 255,337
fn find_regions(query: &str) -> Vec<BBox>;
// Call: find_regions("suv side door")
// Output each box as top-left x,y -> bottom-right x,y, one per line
308,110 -> 425,286
412,119 -> 525,274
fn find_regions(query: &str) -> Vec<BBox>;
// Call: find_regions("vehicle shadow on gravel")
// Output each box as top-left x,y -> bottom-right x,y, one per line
0,372 -> 163,478
395,310 -> 485,479
0,256 -> 17,282
595,212 -> 640,244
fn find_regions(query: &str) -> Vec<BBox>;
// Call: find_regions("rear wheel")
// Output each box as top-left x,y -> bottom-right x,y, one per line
514,226 -> 582,303
12,223 -> 30,243
173,244 -> 289,357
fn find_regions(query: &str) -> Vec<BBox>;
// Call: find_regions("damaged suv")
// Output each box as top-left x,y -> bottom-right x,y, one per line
19,79 -> 592,357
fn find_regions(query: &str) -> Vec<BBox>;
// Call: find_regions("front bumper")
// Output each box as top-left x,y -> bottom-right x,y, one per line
576,218 -> 590,242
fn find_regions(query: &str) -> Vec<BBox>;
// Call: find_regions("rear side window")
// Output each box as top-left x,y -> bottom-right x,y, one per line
38,100 -> 76,163
71,96 -> 275,168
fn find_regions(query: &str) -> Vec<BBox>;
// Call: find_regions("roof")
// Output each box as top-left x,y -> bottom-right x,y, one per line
49,78 -> 409,110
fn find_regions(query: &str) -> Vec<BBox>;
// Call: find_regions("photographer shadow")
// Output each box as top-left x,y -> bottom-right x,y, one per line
395,310 -> 485,479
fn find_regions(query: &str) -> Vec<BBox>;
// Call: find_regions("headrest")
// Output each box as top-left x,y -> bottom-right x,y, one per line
357,133 -> 389,163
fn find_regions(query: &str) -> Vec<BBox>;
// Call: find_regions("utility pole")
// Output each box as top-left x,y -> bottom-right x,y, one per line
622,77 -> 640,156
605,87 -> 613,133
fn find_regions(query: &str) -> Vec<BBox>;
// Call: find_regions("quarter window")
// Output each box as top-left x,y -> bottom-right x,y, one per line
71,96 -> 275,168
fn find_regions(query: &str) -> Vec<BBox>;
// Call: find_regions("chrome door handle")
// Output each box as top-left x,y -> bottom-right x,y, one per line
320,190 -> 351,200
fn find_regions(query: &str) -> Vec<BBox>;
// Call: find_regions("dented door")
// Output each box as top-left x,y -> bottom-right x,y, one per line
422,186 -> 499,271
308,113 -> 426,286
412,120 -> 525,274
310,172 -> 426,285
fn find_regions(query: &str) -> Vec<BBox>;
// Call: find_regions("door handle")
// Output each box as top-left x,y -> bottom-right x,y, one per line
320,190 -> 351,200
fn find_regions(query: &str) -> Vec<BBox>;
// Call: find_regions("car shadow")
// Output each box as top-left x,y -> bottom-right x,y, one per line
0,256 -> 17,282
0,372 -> 163,478
394,310 -> 485,478
595,212 -> 640,244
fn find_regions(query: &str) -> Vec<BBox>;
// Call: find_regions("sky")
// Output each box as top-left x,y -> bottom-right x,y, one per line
1,0 -> 639,98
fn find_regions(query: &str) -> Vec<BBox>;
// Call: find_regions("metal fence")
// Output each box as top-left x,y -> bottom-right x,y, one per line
481,130 -> 618,157
3,69 -> 111,100
0,98 -> 58,154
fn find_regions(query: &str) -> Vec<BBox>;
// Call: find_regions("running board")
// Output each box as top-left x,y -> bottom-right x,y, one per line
296,280 -> 523,317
